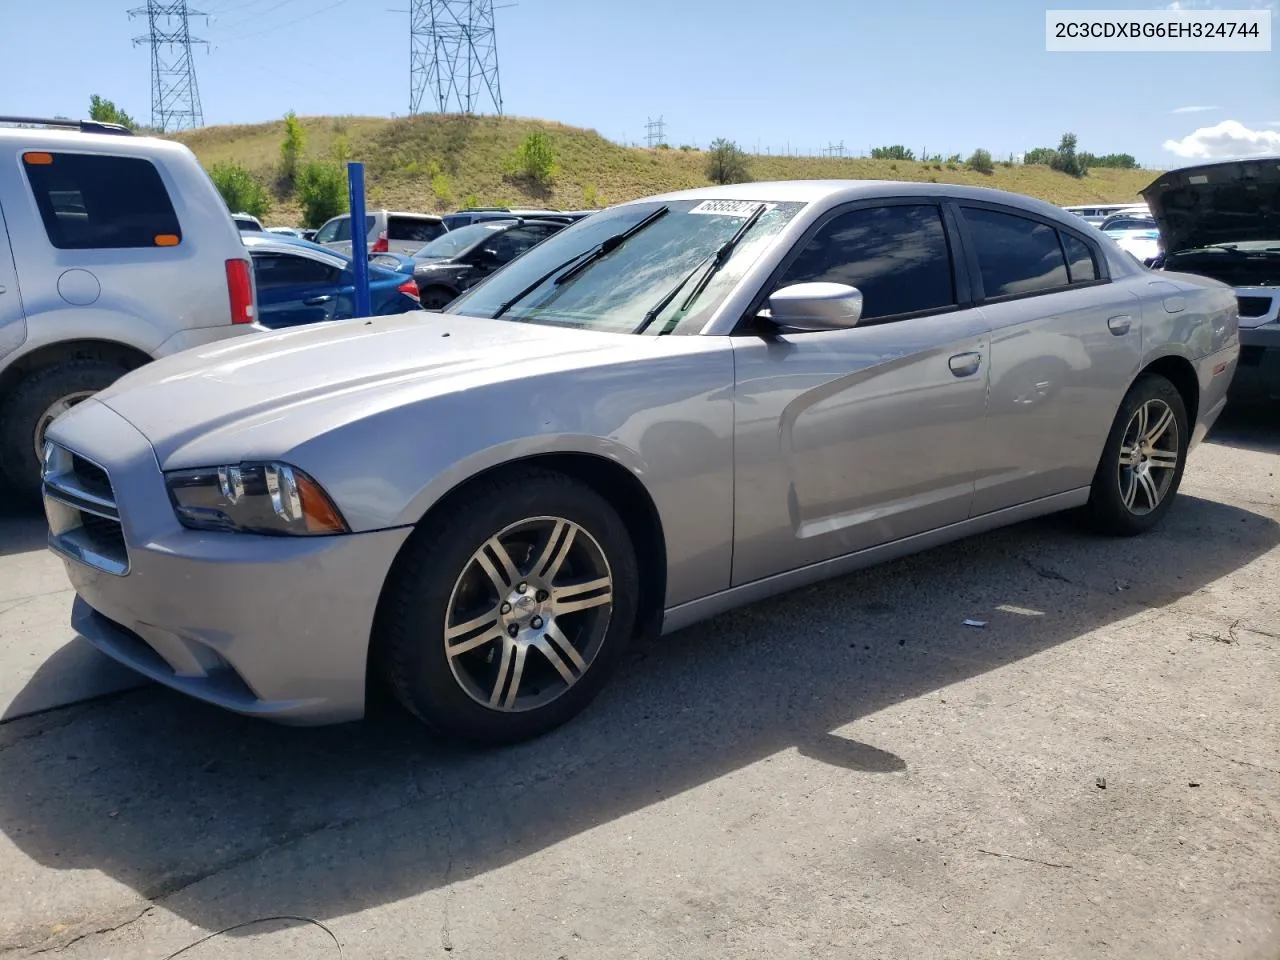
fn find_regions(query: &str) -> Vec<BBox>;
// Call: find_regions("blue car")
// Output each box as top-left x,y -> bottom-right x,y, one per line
242,233 -> 423,329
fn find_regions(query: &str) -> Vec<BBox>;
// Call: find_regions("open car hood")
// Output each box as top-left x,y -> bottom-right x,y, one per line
1142,157 -> 1280,254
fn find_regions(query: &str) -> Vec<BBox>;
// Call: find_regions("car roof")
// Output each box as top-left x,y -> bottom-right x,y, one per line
639,179 -> 1078,221
241,232 -> 350,265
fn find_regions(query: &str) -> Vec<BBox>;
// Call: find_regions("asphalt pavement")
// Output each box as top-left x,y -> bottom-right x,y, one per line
0,408 -> 1276,960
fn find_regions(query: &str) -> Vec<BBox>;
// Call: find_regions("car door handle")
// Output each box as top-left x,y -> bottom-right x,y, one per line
1107,314 -> 1132,335
948,352 -> 982,377
303,295 -> 333,305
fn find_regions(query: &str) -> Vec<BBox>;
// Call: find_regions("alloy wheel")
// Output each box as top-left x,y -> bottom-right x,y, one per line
443,516 -> 614,712
1116,398 -> 1180,516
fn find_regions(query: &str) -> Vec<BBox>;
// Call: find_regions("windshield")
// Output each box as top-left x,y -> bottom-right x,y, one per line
414,221 -> 513,259
443,199 -> 806,334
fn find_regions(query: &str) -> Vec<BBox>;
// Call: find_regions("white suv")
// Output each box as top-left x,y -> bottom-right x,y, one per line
313,208 -> 447,256
0,116 -> 260,500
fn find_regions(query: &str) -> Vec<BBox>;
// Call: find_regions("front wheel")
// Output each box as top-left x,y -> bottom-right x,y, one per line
376,469 -> 639,746
419,286 -> 457,311
1085,373 -> 1190,536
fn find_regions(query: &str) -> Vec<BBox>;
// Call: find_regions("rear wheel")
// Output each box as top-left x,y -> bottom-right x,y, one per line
1085,374 -> 1189,536
376,469 -> 639,746
0,360 -> 130,503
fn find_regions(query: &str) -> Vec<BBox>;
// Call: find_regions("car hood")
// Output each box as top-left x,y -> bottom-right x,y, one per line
1142,157 -> 1280,254
91,312 -> 651,467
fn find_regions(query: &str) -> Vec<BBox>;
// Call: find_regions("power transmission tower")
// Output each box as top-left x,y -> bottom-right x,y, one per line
129,1 -> 208,132
645,115 -> 666,148
410,0 -> 504,115
822,141 -> 846,158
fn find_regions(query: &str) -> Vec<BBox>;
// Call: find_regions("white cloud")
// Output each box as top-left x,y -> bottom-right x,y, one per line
1172,105 -> 1218,114
1163,120 -> 1280,159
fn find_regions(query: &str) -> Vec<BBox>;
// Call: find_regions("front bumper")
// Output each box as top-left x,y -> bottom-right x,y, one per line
1232,322 -> 1280,403
44,399 -> 413,725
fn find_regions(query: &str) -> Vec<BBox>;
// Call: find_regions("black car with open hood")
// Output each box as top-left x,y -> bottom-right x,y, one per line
1144,157 -> 1280,402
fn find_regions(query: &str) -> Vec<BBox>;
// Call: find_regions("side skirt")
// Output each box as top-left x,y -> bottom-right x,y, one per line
661,488 -> 1091,636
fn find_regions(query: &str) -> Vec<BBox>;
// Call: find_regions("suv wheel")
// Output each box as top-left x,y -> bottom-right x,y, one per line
0,360 -> 131,503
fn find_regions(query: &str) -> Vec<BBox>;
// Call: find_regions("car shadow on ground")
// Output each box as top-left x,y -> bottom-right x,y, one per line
0,492 -> 47,558
0,473 -> 1276,947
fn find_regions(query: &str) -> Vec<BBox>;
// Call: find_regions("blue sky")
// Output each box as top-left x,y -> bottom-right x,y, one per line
1,0 -> 1276,167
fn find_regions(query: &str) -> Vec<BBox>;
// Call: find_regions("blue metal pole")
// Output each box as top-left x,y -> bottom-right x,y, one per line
346,161 -> 372,318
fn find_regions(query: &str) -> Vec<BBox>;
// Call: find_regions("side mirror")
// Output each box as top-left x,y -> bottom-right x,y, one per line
765,282 -> 864,331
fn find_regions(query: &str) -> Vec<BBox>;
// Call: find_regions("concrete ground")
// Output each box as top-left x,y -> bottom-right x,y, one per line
0,409 -> 1276,960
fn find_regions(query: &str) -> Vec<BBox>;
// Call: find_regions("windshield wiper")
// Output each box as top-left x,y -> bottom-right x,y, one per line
490,205 -> 670,318
633,202 -> 767,336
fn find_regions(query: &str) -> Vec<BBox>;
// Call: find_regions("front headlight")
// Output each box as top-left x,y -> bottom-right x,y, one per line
165,462 -> 348,536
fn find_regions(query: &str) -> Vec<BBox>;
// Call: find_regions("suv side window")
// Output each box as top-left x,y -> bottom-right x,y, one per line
314,217 -> 346,244
24,153 -> 182,250
774,203 -> 957,322
389,216 -> 445,242
961,207 -> 1069,298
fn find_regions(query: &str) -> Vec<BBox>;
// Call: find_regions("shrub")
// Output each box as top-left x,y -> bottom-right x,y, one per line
431,171 -> 453,205
509,130 -> 557,183
679,144 -> 694,152
462,192 -> 481,209
966,148 -> 994,174
207,161 -> 269,219
280,111 -> 305,182
583,183 -> 601,207
946,162 -> 958,170
1049,132 -> 1088,177
296,159 -> 346,227
1023,146 -> 1056,166
656,142 -> 670,150
871,145 -> 915,161
705,137 -> 751,184
329,134 -> 351,164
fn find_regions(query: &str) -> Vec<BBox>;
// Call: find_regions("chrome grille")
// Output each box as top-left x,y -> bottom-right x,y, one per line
42,443 -> 129,575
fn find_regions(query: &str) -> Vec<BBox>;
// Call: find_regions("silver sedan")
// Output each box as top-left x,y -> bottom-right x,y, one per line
42,180 -> 1240,745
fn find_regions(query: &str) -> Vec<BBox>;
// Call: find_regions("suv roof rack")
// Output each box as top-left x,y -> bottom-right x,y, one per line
0,115 -> 135,136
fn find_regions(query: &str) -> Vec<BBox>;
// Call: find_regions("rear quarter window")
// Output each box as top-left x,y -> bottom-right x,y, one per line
23,152 -> 182,250
389,216 -> 445,242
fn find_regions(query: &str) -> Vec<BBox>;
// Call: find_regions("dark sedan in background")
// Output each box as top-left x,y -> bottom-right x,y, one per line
401,218 -> 569,309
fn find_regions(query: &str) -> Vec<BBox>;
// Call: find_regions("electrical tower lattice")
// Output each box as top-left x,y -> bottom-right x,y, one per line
129,1 -> 207,132
410,0 -> 503,116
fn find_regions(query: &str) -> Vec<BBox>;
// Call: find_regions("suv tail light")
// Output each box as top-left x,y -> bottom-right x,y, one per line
371,231 -> 389,253
397,279 -> 420,302
225,259 -> 255,324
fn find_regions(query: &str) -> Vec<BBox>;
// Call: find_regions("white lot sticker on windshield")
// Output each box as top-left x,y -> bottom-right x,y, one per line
689,199 -> 771,217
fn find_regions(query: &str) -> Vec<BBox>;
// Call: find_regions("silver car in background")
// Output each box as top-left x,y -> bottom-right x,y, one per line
43,180 -> 1239,746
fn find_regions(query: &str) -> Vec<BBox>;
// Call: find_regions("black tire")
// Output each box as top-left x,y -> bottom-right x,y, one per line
375,468 -> 640,746
1085,373 -> 1190,537
420,286 -> 457,311
0,360 -> 130,504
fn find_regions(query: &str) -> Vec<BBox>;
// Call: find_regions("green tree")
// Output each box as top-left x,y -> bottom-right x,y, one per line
1049,132 -> 1088,177
280,111 -> 306,182
966,148 -> 994,174
508,131 -> 558,183
207,161 -> 270,219
1023,146 -> 1056,165
88,94 -> 137,130
871,145 -> 916,161
705,137 -> 751,184
296,159 -> 346,227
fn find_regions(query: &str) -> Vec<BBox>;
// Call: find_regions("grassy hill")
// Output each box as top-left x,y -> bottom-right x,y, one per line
177,114 -> 1160,227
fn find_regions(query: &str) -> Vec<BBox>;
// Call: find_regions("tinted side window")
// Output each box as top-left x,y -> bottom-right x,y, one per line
489,227 -> 545,263
24,153 -> 181,250
775,204 -> 956,322
1061,233 -> 1098,283
389,217 -> 444,242
251,252 -> 337,287
962,207 -> 1068,298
